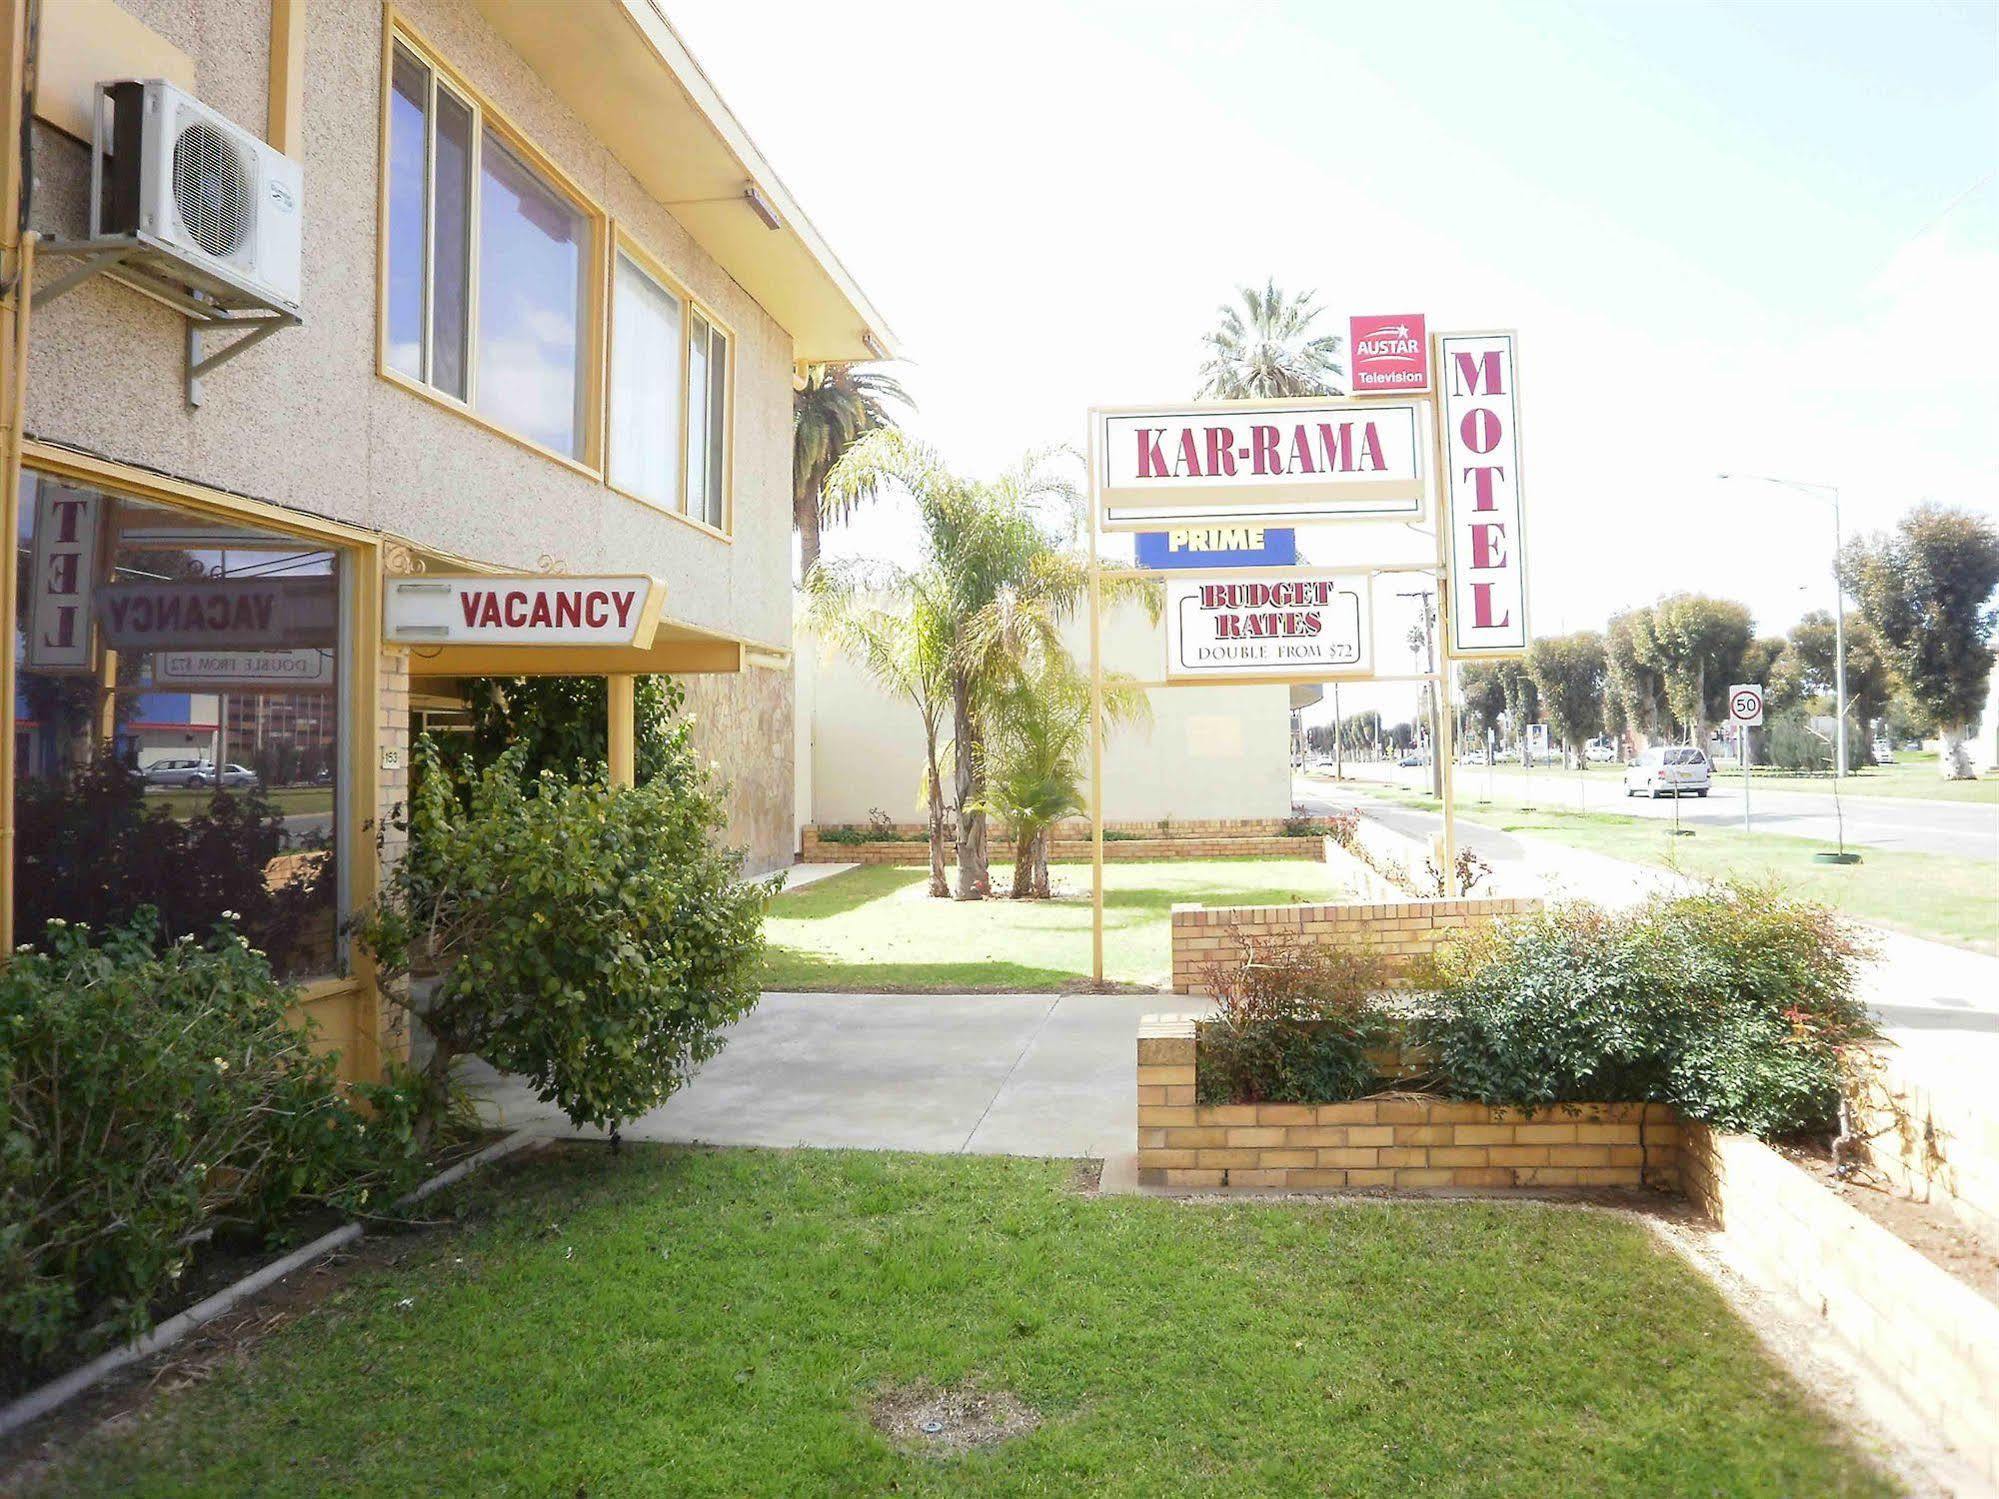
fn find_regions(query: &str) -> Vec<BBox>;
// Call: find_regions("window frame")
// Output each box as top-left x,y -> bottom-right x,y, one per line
376,18 -> 608,477
604,228 -> 735,541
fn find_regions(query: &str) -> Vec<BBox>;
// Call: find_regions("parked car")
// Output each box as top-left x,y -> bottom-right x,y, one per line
1585,741 -> 1619,764
1396,751 -> 1431,768
217,763 -> 260,789
143,757 -> 216,789
1870,740 -> 1896,764
1623,746 -> 1711,798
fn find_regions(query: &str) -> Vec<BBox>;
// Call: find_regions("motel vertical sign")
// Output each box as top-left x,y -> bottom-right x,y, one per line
1437,331 -> 1528,657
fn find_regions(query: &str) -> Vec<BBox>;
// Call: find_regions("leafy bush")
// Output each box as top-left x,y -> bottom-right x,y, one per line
460,674 -> 688,786
1195,929 -> 1394,1105
1421,881 -> 1874,1137
816,822 -> 913,846
1101,829 -> 1141,842
0,914 -> 410,1380
358,739 -> 771,1138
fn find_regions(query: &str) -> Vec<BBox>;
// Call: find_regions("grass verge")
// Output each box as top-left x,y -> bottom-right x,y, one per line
15,1147 -> 1894,1498
763,858 -> 1344,991
1355,783 -> 1994,953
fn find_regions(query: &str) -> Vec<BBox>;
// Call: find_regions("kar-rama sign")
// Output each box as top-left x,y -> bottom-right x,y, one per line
1093,398 -> 1428,530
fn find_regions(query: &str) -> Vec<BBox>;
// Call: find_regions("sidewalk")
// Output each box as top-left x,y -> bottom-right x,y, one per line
467,991 -> 1190,1162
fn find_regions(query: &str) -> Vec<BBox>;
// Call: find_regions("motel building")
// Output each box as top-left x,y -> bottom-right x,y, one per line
1,0 -> 895,1080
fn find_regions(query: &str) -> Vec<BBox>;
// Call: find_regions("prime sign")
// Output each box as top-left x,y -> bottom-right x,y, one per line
1164,572 -> 1372,682
1094,399 -> 1429,531
1438,331 -> 1529,657
384,576 -> 660,647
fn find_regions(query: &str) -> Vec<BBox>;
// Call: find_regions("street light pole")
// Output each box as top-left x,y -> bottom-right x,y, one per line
1718,473 -> 1848,778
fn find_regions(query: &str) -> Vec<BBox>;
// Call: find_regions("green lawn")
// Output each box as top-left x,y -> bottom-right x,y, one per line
765,858 -> 1344,991
1330,758 -> 1999,805
1359,782 -> 1996,954
19,1148 -> 1893,1498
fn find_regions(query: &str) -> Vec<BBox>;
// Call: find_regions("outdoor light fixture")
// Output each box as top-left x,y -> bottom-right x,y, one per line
741,183 -> 782,230
860,328 -> 888,360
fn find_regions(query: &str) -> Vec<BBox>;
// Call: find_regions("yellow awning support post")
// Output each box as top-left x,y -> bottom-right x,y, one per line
607,674 -> 635,789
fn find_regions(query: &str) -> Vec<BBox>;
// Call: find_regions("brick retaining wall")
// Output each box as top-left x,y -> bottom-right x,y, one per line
1137,1015 -> 1680,1191
1170,894 -> 1541,993
1682,1124 -> 1999,1486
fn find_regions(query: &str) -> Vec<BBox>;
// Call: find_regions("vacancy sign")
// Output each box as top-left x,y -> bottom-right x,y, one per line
1095,399 -> 1429,531
1349,314 -> 1429,394
1164,571 -> 1372,682
1438,331 -> 1528,657
385,576 -> 660,646
1728,685 -> 1765,727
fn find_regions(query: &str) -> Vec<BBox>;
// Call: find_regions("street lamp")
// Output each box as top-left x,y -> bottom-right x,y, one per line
1717,473 -> 1848,778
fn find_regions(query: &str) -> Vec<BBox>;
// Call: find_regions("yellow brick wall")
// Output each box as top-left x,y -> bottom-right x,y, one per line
1170,894 -> 1542,993
799,827 -> 1330,865
1683,1124 -> 1999,1487
1136,1016 -> 1679,1191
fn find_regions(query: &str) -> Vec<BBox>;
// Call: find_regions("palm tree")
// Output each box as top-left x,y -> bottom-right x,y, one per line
1196,278 -> 1344,399
792,363 -> 913,577
823,431 -> 1156,899
802,560 -> 954,896
978,652 -> 1150,898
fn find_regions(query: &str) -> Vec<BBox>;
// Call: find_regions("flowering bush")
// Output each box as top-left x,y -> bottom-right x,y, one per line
0,914 -> 412,1382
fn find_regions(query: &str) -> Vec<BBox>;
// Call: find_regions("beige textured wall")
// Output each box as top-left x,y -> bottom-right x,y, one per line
802,601 -> 1295,828
676,665 -> 794,877
25,0 -> 794,652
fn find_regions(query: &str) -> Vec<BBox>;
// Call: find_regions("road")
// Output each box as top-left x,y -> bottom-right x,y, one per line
1317,761 -> 1999,862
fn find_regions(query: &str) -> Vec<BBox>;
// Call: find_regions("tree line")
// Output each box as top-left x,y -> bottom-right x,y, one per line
1449,505 -> 1998,778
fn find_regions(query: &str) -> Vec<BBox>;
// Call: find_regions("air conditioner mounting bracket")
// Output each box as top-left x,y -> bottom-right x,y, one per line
31,233 -> 303,407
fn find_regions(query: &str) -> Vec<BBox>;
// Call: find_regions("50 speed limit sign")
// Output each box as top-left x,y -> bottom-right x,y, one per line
1728,684 -> 1765,727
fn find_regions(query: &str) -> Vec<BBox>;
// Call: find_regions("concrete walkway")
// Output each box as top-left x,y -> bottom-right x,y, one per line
468,992 -> 1191,1160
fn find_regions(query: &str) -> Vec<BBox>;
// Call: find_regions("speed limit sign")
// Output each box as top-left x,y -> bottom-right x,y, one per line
1728,684 -> 1765,727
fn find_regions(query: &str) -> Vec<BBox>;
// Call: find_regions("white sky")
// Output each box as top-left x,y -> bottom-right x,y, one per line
672,0 -> 1997,723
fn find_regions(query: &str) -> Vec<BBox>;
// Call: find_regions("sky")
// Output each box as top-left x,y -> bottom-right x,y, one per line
671,0 -> 1997,722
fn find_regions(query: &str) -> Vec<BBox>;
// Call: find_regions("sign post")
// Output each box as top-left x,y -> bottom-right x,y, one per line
1728,684 -> 1765,833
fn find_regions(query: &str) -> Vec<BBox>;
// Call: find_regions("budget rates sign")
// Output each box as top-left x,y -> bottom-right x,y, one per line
1164,572 -> 1372,682
1438,331 -> 1529,657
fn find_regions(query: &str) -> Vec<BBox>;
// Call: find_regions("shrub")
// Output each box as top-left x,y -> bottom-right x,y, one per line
1195,929 -> 1395,1106
0,914 -> 409,1380
357,739 -> 771,1139
1421,881 -> 1874,1138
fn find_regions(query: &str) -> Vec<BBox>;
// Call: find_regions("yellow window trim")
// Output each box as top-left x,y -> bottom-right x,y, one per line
605,223 -> 736,541
376,9 -> 609,473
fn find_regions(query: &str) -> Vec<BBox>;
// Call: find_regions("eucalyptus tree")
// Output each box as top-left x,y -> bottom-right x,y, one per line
803,561 -> 954,896
1196,278 -> 1345,399
1525,631 -> 1608,766
1840,504 -> 1999,778
792,362 -> 912,576
1605,607 -> 1671,744
1770,611 -> 1896,761
1643,594 -> 1754,744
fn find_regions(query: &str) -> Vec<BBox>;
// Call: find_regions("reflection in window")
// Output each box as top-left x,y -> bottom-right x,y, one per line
608,252 -> 682,509
385,48 -> 428,379
12,472 -> 343,978
476,130 -> 586,458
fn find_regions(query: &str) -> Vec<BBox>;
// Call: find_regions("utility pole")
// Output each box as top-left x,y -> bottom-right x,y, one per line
1332,683 -> 1344,781
1397,588 -> 1442,797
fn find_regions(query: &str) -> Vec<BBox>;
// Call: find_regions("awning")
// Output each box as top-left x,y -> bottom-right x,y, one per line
386,573 -> 779,678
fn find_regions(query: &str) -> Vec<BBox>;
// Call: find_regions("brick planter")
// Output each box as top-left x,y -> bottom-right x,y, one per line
800,824 -> 1332,865
1137,1015 -> 1681,1191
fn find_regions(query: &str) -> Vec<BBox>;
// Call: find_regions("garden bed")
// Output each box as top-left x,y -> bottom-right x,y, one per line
1138,1015 -> 1681,1191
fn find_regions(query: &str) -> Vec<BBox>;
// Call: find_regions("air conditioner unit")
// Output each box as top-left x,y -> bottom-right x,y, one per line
89,79 -> 303,314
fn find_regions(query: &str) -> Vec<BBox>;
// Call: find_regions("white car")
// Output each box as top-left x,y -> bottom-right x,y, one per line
1623,746 -> 1711,798
143,757 -> 216,789
1585,742 -> 1618,764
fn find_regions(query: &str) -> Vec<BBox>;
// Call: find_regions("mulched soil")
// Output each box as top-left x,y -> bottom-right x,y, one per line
868,1383 -> 1041,1455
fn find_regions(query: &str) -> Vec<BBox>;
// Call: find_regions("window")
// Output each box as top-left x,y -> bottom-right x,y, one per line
609,247 -> 731,530
384,38 -> 593,460
13,472 -> 346,979
609,251 -> 682,509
